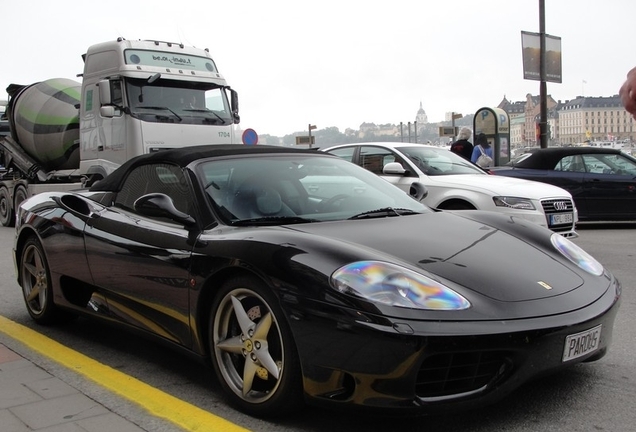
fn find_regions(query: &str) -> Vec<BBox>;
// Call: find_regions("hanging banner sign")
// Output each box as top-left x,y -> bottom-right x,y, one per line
521,31 -> 562,83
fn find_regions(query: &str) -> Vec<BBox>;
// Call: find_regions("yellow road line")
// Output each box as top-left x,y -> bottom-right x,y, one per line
0,315 -> 249,432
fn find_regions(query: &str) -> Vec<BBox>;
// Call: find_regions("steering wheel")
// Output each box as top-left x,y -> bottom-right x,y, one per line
318,194 -> 351,211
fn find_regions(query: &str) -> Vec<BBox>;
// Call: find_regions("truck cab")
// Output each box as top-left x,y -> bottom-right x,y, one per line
0,38 -> 245,227
79,38 -> 240,180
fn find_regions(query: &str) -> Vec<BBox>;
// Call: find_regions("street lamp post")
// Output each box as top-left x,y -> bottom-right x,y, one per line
539,0 -> 548,148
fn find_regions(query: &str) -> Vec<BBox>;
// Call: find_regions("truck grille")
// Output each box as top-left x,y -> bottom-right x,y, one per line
415,351 -> 510,400
541,198 -> 576,235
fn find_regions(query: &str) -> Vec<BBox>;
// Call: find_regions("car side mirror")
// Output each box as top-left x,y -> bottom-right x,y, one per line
134,193 -> 195,226
383,162 -> 406,175
409,182 -> 428,201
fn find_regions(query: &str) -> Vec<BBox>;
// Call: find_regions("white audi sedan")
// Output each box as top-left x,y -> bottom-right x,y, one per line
322,142 -> 578,237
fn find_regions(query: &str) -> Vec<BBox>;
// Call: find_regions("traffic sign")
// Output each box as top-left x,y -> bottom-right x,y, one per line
242,128 -> 258,145
439,126 -> 458,137
295,136 -> 315,145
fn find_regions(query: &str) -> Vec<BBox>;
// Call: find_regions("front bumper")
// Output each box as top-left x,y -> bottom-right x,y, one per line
287,276 -> 620,413
498,199 -> 578,238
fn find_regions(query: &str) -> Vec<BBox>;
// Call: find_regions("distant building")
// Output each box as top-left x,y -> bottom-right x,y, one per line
498,93 -> 557,146
510,115 -> 525,148
499,94 -> 635,146
351,96 -> 635,147
412,102 -> 427,140
358,122 -> 399,139
497,96 -> 526,120
415,101 -> 428,124
558,95 -> 635,144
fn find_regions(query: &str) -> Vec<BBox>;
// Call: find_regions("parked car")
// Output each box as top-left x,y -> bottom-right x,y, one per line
322,142 -> 578,237
15,145 -> 620,418
489,147 -> 636,221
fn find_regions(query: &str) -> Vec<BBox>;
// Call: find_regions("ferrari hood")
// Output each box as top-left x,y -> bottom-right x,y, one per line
291,212 -> 585,303
429,174 -> 572,199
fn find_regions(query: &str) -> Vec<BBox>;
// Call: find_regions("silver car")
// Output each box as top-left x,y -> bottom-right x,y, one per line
322,142 -> 578,237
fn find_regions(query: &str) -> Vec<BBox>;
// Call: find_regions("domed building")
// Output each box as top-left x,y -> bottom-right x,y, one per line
415,101 -> 428,141
415,101 -> 428,125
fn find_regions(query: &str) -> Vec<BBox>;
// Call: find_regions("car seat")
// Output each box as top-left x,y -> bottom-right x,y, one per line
231,181 -> 295,219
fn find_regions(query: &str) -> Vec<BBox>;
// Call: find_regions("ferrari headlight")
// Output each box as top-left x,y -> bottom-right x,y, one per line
493,196 -> 535,210
330,261 -> 470,310
551,233 -> 604,276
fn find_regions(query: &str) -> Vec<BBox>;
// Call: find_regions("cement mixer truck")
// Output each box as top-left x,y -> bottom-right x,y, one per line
0,38 -> 244,226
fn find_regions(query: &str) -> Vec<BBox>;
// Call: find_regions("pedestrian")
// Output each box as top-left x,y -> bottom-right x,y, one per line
471,133 -> 494,168
619,66 -> 636,118
450,127 -> 474,161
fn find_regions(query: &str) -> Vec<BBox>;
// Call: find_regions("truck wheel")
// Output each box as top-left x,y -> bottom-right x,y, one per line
14,185 -> 28,214
20,236 -> 74,324
0,187 -> 15,227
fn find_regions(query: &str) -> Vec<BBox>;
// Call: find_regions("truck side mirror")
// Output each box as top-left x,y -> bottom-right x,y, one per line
230,88 -> 240,124
99,106 -> 116,118
98,80 -> 112,105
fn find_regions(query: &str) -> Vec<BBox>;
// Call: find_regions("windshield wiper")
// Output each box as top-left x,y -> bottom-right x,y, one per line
232,216 -> 320,226
183,109 -> 227,124
348,207 -> 420,220
137,106 -> 183,121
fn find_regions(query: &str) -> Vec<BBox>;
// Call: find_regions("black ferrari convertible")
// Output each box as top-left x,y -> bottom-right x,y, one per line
14,145 -> 621,417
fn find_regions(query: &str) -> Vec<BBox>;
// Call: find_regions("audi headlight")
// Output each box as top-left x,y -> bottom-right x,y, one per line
330,261 -> 470,310
493,196 -> 535,210
551,233 -> 604,276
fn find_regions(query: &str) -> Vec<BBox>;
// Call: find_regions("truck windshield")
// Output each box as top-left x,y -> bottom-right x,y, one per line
125,78 -> 232,125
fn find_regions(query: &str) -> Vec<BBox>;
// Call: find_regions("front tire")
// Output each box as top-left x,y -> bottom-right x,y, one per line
20,236 -> 72,324
209,275 -> 304,417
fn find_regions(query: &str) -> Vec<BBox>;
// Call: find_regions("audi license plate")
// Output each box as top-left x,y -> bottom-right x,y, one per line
562,324 -> 601,362
550,213 -> 573,225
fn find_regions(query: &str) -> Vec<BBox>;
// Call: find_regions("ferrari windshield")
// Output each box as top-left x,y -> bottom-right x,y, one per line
196,154 -> 430,224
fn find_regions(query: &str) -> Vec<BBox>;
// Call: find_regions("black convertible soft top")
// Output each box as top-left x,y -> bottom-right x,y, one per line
90,144 -> 321,192
513,147 -> 625,169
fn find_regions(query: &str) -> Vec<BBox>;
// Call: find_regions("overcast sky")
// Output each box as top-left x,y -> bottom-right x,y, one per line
2,0 -> 634,137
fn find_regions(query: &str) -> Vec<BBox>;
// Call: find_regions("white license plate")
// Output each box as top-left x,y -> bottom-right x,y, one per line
562,324 -> 602,362
550,213 -> 573,225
